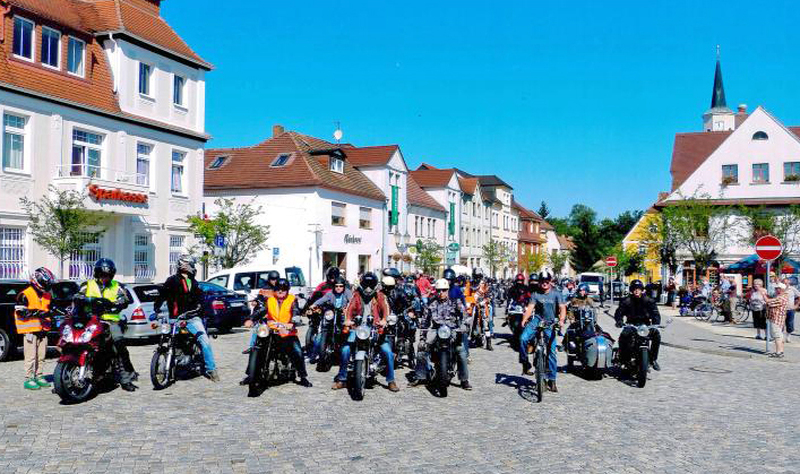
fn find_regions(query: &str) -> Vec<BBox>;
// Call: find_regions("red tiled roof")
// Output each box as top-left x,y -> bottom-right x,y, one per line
343,145 -> 399,167
669,131 -> 731,191
407,176 -> 445,212
409,169 -> 456,188
540,220 -> 554,231
457,176 -> 478,195
204,131 -> 386,202
557,234 -> 576,251
512,200 -> 542,221
656,197 -> 800,208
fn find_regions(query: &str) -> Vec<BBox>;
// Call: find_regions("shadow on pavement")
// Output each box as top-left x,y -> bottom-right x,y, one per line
495,372 -> 536,401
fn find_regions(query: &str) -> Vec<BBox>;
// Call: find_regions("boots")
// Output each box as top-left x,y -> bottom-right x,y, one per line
546,380 -> 558,392
485,338 -> 493,351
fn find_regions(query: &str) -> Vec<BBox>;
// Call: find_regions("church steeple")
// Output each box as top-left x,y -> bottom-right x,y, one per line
703,46 -> 734,132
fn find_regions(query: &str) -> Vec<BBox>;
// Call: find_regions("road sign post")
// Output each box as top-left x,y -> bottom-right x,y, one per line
606,256 -> 618,306
755,235 -> 783,354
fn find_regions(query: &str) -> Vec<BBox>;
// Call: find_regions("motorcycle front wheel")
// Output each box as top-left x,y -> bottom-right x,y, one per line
53,361 -> 95,404
316,337 -> 332,372
637,347 -> 649,388
150,350 -> 172,390
247,348 -> 266,397
352,359 -> 366,401
436,349 -> 450,397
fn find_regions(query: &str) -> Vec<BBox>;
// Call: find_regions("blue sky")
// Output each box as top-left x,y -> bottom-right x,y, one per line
164,0 -> 800,218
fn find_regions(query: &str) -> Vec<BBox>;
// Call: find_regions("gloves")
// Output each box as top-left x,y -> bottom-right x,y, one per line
148,312 -> 159,322
615,321 -> 623,328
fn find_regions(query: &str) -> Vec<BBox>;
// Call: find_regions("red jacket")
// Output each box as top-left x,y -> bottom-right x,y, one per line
345,291 -> 389,326
416,277 -> 433,298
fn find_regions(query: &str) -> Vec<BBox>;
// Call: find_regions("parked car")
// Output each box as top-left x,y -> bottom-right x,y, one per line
120,283 -> 168,340
0,279 -> 79,362
197,281 -> 250,331
206,265 -> 309,301
578,273 -> 606,301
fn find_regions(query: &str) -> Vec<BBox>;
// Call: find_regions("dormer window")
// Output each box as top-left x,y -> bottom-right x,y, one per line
271,153 -> 291,167
41,27 -> 61,69
139,62 -> 153,97
12,17 -> 34,61
752,131 -> 769,140
67,37 -> 85,77
208,155 -> 228,169
330,157 -> 344,174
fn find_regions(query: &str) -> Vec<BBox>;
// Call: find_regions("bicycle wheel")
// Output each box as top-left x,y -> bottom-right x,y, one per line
534,346 -> 545,403
734,305 -> 750,323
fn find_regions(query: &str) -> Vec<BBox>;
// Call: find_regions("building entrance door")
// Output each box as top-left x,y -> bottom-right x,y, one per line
323,252 -> 347,280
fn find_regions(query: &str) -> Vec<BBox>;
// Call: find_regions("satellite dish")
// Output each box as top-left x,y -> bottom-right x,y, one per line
333,128 -> 343,142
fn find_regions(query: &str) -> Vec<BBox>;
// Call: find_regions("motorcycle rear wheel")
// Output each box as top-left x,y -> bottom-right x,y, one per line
352,359 -> 366,401
150,351 -> 172,390
53,361 -> 95,404
637,347 -> 649,388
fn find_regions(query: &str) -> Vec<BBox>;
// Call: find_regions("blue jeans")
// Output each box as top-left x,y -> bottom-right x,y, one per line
487,303 -> 495,337
462,331 -> 470,357
336,331 -> 395,383
186,317 -> 216,373
519,316 -> 557,381
786,310 -> 795,334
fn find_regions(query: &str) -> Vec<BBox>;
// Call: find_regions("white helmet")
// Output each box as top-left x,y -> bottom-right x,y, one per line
382,276 -> 396,287
435,278 -> 450,290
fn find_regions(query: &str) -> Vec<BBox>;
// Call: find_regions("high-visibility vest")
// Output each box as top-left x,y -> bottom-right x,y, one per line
267,294 -> 297,337
15,286 -> 51,334
85,279 -> 121,322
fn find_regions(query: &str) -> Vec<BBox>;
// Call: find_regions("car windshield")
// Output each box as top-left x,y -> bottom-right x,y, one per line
581,276 -> 602,283
285,267 -> 306,287
133,285 -> 162,303
233,273 -> 256,291
199,282 -> 227,294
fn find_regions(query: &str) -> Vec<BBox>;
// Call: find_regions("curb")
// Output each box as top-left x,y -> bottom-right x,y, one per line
662,341 -> 793,363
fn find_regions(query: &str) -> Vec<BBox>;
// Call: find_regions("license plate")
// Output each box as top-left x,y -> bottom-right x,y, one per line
230,302 -> 243,307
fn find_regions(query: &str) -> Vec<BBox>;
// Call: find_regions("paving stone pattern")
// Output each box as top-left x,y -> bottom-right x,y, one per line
0,309 -> 798,473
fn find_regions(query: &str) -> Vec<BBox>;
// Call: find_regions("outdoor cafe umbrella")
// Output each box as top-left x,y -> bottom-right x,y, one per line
723,254 -> 800,274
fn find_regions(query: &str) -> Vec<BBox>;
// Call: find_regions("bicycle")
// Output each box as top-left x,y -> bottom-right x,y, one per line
733,300 -> 750,323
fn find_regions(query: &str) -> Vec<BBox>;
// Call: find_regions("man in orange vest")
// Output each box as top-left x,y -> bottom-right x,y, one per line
14,267 -> 55,390
264,278 -> 311,387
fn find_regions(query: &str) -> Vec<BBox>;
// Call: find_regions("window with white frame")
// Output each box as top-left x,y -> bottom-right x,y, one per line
173,74 -> 186,106
136,143 -> 151,186
67,37 -> 85,76
464,226 -> 469,246
0,227 -> 26,279
41,27 -> 60,68
415,216 -> 419,237
3,113 -> 27,171
359,207 -> 372,229
784,162 -> 800,181
134,234 -> 152,280
432,220 -> 436,238
168,234 -> 186,274
139,62 -> 153,96
13,17 -> 34,61
171,150 -> 185,194
752,163 -> 769,184
69,233 -> 101,280
71,129 -> 103,178
331,202 -> 346,226
330,157 -> 344,174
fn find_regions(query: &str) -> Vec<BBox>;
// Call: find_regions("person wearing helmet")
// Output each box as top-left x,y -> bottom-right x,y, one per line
408,278 -> 472,390
507,273 -> 531,309
528,273 -> 540,294
519,271 -> 566,392
262,278 -> 312,387
77,258 -> 136,391
14,267 -> 55,390
614,279 -> 662,371
332,272 -> 399,392
154,255 -> 219,382
306,276 -> 352,364
240,270 -> 283,356
562,283 -> 598,351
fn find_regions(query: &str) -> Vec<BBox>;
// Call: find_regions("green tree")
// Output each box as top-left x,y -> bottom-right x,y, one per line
413,239 -> 444,275
639,212 -> 680,280
482,239 -> 508,278
609,244 -> 644,277
19,185 -> 106,278
519,247 -> 547,275
568,204 -> 601,273
549,251 -> 570,277
537,201 -> 551,220
186,198 -> 270,270
737,204 -> 800,273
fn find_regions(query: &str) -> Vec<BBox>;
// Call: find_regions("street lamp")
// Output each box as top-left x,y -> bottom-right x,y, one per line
395,231 -> 411,273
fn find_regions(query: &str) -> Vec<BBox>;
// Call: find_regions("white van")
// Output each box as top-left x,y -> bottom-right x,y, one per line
578,272 -> 605,301
206,265 -> 308,301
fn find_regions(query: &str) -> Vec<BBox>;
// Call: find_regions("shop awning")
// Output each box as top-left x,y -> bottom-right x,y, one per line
723,254 -> 800,274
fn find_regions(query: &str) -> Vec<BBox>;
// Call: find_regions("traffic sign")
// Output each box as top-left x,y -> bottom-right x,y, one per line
273,247 -> 280,257
214,234 -> 226,248
447,242 -> 460,252
606,256 -> 618,267
755,235 -> 782,261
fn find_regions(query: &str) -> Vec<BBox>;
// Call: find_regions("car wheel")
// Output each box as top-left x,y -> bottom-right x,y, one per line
0,328 -> 15,362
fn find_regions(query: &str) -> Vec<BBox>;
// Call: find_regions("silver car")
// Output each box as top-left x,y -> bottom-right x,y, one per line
120,283 -> 168,340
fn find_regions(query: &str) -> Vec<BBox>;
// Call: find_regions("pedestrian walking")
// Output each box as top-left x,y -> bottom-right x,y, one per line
765,283 -> 790,358
750,279 -> 768,340
782,278 -> 799,343
666,277 -> 677,308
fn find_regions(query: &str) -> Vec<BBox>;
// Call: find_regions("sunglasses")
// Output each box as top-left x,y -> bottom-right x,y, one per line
335,284 -> 345,288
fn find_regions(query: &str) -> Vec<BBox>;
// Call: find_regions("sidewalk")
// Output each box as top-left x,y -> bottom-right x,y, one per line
598,304 -> 797,362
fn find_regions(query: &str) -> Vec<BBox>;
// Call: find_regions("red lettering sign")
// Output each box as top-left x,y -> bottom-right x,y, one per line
87,185 -> 149,204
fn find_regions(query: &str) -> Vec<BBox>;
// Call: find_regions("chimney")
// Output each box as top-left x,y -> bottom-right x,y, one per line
734,104 -> 749,129
272,124 -> 285,137
737,104 -> 747,114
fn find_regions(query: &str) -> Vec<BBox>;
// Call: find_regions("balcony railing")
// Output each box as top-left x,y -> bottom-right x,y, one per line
68,262 -> 94,281
134,264 -> 156,281
55,165 -> 149,187
0,262 -> 27,279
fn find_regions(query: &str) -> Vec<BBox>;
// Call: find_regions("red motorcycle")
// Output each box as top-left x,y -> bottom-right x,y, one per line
53,298 -> 117,404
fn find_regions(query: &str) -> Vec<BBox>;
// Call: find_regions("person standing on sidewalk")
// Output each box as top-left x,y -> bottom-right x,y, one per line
781,278 -> 798,343
14,268 -> 55,390
765,283 -> 790,358
750,279 -> 768,340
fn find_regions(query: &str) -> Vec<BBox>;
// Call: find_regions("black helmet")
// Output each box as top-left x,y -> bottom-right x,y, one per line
383,267 -> 401,279
529,273 -> 539,283
443,268 -> 456,282
405,275 -> 415,285
360,272 -> 378,296
267,270 -> 280,281
326,267 -> 340,282
333,276 -> 347,286
457,275 -> 467,286
577,283 -> 590,295
538,271 -> 553,282
275,278 -> 291,292
176,254 -> 197,276
30,267 -> 55,292
93,258 -> 116,279
629,279 -> 645,293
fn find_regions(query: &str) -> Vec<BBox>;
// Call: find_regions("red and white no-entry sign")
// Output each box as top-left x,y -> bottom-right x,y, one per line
606,256 -> 618,267
755,235 -> 782,261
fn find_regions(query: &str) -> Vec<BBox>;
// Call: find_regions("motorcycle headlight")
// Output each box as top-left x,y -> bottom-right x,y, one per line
637,325 -> 650,337
61,325 -> 73,342
324,311 -> 334,321
437,325 -> 451,340
388,314 -> 398,326
79,329 -> 94,343
161,323 -> 171,335
257,323 -> 270,338
356,325 -> 371,340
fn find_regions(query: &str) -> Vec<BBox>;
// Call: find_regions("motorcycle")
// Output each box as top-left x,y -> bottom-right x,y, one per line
149,310 -> 213,390
505,302 -> 525,348
614,322 -> 666,388
564,307 -> 613,380
469,296 -> 490,349
391,304 -> 418,369
247,296 -> 299,397
53,298 -> 117,404
314,306 -> 344,373
427,321 -> 459,397
347,313 -> 381,401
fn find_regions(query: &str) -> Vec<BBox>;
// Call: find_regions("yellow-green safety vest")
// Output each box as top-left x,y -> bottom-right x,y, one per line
85,279 -> 121,322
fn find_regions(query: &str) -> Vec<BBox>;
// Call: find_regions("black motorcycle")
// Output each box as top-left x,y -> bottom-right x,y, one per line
505,302 -> 525,349
247,296 -> 299,397
314,306 -> 344,373
347,313 -> 380,401
563,307 -> 612,380
390,305 -> 418,369
615,323 -> 661,388
427,321 -> 459,397
150,310 -> 212,390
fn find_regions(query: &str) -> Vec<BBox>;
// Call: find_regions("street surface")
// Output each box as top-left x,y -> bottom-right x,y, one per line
0,307 -> 798,474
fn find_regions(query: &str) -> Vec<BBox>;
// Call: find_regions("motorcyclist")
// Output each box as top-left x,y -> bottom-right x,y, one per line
528,273 -> 540,294
154,255 -> 219,382
242,270 -> 281,355
506,273 -> 530,309
519,271 -> 566,392
261,278 -> 312,387
309,267 -> 341,305
473,269 -> 494,351
331,272 -> 399,392
307,276 -> 352,363
408,278 -> 471,390
14,267 -> 55,390
444,269 -> 465,305
614,279 -> 662,371
415,273 -> 433,304
563,283 -> 598,351
77,258 -> 135,391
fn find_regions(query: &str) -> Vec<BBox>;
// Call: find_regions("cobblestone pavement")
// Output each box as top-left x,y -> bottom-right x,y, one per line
1,310 -> 798,474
